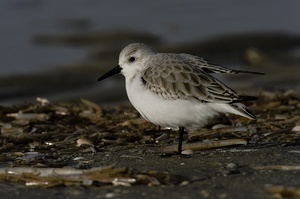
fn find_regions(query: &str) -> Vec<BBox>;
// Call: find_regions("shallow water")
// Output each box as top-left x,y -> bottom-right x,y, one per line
0,1 -> 300,105
1,0 -> 300,76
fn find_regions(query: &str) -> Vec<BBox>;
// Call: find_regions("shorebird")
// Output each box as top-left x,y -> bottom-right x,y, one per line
98,43 -> 263,154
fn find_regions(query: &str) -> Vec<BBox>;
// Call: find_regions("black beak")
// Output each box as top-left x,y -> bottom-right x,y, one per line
97,65 -> 122,81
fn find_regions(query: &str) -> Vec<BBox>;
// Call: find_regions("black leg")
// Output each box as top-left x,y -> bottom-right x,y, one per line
178,127 -> 184,154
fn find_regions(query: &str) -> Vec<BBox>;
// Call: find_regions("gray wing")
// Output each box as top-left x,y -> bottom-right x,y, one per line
142,54 -> 255,103
180,54 -> 265,75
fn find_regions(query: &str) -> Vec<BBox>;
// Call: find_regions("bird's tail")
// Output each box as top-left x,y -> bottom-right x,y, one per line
229,103 -> 257,120
211,103 -> 257,120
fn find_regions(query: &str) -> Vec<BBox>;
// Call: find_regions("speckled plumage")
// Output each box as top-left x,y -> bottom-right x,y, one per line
143,53 -> 241,103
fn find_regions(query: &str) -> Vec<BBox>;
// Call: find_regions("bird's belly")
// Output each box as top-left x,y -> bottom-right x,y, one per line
126,81 -> 219,129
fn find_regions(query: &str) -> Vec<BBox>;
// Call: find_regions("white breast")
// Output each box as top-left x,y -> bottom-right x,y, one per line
125,77 -> 221,129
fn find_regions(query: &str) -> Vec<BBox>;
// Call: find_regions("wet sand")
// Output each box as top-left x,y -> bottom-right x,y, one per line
0,91 -> 300,199
1,146 -> 300,199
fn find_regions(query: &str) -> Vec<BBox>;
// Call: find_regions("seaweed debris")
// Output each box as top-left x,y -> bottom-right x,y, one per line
0,90 -> 299,187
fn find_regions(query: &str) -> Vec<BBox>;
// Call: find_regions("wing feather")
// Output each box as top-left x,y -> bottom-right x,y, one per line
180,54 -> 265,75
142,54 -> 258,103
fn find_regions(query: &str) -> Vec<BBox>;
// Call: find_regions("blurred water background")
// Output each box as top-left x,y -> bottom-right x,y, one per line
0,0 -> 300,105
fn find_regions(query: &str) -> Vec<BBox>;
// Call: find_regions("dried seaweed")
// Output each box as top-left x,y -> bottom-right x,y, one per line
265,184 -> 300,198
0,91 -> 300,187
1,91 -> 300,156
185,90 -> 300,148
0,166 -> 185,187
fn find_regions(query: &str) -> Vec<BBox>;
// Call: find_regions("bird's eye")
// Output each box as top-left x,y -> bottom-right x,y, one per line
129,57 -> 135,62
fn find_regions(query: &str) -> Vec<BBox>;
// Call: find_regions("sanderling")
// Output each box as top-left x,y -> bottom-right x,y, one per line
98,43 -> 264,154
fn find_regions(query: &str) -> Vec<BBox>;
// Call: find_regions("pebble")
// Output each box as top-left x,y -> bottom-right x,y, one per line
292,125 -> 300,132
105,193 -> 115,198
